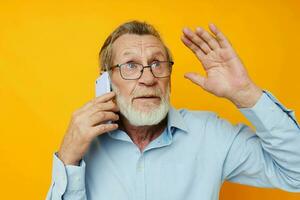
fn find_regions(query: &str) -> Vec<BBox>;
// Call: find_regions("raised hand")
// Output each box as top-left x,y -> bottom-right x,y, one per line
181,23 -> 262,108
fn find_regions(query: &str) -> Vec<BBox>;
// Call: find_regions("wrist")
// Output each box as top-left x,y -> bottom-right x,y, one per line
229,84 -> 263,108
57,151 -> 80,166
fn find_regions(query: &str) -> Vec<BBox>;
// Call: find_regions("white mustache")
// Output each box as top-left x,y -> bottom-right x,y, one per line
131,88 -> 163,99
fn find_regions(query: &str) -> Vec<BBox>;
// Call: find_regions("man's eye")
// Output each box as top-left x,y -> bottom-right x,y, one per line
151,61 -> 161,68
125,62 -> 138,69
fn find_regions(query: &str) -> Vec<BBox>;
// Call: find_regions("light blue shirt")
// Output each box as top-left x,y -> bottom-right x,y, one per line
46,91 -> 300,200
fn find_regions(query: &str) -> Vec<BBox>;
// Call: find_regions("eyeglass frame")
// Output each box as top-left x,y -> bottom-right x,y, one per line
108,60 -> 174,80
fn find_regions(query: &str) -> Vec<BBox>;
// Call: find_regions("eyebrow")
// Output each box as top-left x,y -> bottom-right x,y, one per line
121,50 -> 165,57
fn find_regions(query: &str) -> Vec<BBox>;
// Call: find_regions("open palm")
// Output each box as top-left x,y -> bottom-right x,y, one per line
181,24 -> 255,100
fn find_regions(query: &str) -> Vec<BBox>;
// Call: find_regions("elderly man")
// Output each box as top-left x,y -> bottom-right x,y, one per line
46,21 -> 300,200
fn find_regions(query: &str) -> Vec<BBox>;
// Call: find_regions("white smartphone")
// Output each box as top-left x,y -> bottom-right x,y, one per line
95,72 -> 112,124
95,72 -> 111,97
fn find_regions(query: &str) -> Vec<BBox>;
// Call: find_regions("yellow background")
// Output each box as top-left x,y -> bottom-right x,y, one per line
0,0 -> 299,199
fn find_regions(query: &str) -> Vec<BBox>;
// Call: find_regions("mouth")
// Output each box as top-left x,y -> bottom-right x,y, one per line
134,95 -> 160,99
133,95 -> 161,101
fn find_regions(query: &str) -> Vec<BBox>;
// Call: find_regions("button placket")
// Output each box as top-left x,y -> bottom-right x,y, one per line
135,154 -> 146,200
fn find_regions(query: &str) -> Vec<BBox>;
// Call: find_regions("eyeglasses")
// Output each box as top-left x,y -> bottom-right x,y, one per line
110,61 -> 174,80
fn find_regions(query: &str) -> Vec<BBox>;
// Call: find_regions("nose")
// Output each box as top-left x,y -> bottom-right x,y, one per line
138,66 -> 156,86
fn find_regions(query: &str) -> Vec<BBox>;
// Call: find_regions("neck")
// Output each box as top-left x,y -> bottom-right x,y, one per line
119,114 -> 167,152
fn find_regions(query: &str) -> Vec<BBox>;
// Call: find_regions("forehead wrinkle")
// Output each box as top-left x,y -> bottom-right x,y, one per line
123,44 -> 161,56
113,35 -> 166,61
121,47 -> 164,57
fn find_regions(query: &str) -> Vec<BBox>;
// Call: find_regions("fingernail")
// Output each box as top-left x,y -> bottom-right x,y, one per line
183,27 -> 191,34
196,27 -> 202,32
181,36 -> 192,45
209,23 -> 215,29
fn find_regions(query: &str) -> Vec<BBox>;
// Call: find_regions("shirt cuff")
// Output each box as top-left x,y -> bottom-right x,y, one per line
65,160 -> 86,191
52,153 -> 86,194
52,152 -> 67,195
238,90 -> 300,132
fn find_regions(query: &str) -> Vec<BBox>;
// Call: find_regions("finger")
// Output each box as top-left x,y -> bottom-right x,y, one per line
90,123 -> 119,137
81,92 -> 116,111
181,35 -> 205,59
208,23 -> 231,48
94,91 -> 116,103
184,72 -> 207,90
85,101 -> 119,117
89,111 -> 119,126
195,27 -> 220,50
182,27 -> 211,54
90,101 -> 119,115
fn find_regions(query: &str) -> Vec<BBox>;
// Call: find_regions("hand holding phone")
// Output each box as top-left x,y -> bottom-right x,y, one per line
58,92 -> 119,165
57,73 -> 118,166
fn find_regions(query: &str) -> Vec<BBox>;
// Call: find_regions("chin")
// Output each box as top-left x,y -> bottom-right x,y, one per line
119,99 -> 170,127
133,102 -> 161,113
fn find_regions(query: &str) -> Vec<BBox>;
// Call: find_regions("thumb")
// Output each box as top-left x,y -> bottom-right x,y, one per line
184,72 -> 207,90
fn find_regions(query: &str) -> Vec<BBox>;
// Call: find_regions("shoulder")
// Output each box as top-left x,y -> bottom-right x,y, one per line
176,108 -> 222,129
174,107 -> 250,139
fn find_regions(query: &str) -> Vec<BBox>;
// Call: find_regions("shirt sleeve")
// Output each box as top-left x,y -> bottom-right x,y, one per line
45,153 -> 87,200
221,90 -> 300,192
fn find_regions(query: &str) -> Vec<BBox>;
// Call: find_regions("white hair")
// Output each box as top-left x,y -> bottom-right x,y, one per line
111,83 -> 170,126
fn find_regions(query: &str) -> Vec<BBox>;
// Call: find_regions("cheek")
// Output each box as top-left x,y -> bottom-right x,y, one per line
111,73 -> 136,98
159,79 -> 170,95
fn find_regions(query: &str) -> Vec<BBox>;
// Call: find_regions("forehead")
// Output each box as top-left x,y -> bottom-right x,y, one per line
111,34 -> 166,59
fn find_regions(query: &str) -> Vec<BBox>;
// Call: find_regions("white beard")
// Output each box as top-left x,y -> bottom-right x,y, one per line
111,83 -> 170,126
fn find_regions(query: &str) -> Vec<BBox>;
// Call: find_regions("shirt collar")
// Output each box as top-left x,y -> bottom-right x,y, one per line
167,106 -> 189,134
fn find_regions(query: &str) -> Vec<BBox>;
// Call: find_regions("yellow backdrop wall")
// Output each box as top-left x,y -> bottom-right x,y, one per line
0,0 -> 299,199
